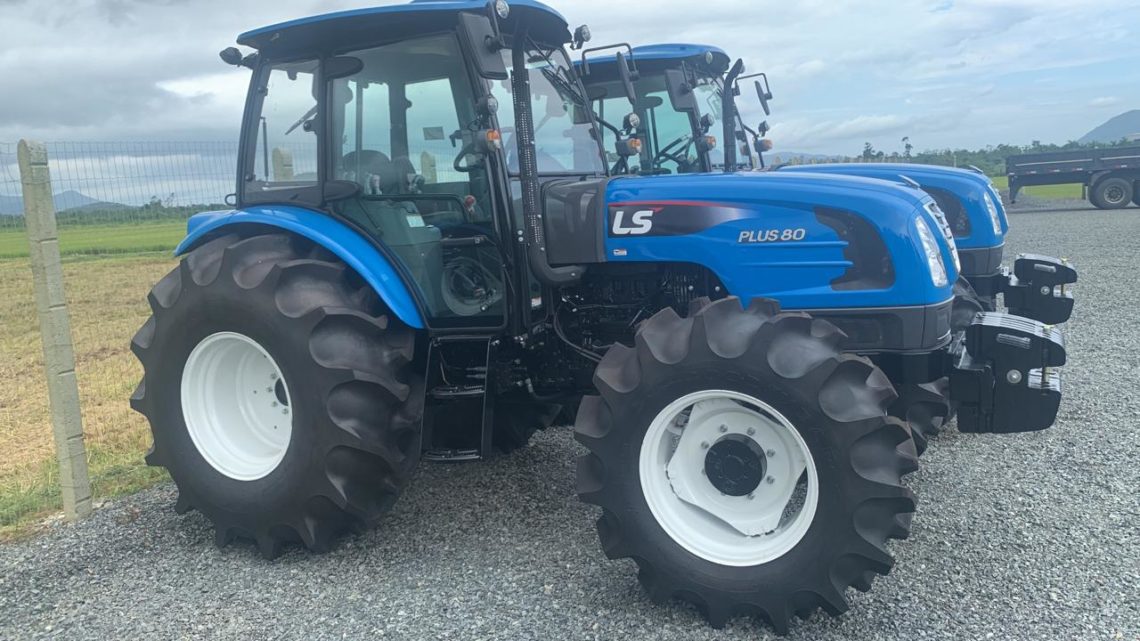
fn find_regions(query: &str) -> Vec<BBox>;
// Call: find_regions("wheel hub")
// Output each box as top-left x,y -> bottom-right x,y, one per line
705,436 -> 766,497
641,391 -> 819,567
181,332 -> 293,481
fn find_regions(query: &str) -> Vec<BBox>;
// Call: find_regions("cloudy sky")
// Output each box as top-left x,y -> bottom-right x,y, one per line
1,0 -> 1139,155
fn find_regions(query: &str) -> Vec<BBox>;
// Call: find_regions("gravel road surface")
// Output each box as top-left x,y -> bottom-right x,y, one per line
2,207 -> 1138,641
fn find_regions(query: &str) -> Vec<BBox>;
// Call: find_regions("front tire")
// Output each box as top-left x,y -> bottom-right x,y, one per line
575,298 -> 917,633
131,233 -> 424,558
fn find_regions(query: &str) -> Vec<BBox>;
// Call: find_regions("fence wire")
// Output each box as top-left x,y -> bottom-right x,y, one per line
0,140 -> 242,535
0,141 -> 238,231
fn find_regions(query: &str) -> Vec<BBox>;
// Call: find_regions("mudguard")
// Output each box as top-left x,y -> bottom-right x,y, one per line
175,206 -> 425,329
601,171 -> 957,310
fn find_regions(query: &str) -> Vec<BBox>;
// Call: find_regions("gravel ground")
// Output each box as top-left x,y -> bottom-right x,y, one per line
2,207 -> 1139,641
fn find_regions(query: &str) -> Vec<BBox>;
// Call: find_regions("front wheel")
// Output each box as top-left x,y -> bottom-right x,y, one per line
131,233 -> 424,558
575,298 -> 917,633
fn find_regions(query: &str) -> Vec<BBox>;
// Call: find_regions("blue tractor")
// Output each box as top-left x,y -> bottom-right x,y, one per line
576,43 -> 1078,327
130,2 -> 1066,633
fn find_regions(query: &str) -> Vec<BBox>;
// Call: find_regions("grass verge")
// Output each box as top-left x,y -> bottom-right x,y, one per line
990,175 -> 1084,200
0,221 -> 186,259
0,253 -> 177,540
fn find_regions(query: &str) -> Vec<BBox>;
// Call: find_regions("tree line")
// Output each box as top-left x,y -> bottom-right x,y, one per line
853,137 -> 1139,176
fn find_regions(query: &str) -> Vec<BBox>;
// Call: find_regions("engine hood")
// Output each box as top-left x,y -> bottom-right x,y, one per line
600,171 -> 957,310
779,163 -> 1008,249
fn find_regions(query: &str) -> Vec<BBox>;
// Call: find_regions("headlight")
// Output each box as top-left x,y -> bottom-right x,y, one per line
983,191 -> 1002,236
915,216 -> 949,288
924,202 -> 960,273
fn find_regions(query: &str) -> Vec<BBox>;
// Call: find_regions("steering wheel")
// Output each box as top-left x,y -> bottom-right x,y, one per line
652,135 -> 694,169
453,140 -> 480,174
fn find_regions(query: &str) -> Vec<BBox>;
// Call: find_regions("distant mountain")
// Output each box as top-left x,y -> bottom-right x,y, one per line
1079,109 -> 1140,144
0,190 -> 129,216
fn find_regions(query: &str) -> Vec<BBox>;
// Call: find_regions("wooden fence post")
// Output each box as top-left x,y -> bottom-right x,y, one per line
17,140 -> 92,522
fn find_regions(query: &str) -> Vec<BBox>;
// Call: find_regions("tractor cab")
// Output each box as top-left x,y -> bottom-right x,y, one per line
230,0 -> 603,336
578,43 -> 733,175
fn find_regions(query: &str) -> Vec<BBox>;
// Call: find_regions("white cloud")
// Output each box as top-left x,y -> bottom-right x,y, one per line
1088,96 -> 1121,108
1,0 -> 1138,152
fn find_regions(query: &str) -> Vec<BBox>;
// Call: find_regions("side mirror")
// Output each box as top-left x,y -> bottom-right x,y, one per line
754,74 -> 773,117
664,68 -> 698,113
616,51 -> 638,106
458,12 -> 508,80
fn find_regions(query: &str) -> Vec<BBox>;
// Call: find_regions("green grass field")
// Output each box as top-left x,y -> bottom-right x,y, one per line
0,221 -> 185,259
990,175 -> 1083,200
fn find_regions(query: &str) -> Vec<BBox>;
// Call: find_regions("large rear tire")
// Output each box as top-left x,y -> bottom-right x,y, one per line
1090,177 -> 1133,210
575,297 -> 917,633
131,233 -> 424,558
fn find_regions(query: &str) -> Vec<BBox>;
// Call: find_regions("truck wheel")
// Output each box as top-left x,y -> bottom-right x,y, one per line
1090,177 -> 1133,209
575,298 -> 917,633
131,233 -> 423,559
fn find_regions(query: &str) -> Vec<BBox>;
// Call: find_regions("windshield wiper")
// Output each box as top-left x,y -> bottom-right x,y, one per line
540,67 -> 586,106
284,105 -> 318,136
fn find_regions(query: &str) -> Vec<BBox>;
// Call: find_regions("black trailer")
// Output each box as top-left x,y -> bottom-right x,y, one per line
1006,145 -> 1140,209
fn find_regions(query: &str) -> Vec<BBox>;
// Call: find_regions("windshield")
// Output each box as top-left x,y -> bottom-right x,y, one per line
493,46 -> 605,174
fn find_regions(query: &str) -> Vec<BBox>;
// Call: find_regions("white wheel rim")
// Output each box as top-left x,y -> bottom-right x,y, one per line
639,390 -> 819,567
181,332 -> 293,481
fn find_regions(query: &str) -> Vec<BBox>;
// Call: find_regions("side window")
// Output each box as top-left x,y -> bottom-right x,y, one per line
337,80 -> 392,188
405,78 -> 464,186
331,35 -> 503,329
252,61 -> 319,188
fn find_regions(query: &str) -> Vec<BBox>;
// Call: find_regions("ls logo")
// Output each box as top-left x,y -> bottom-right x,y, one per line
611,208 -> 657,235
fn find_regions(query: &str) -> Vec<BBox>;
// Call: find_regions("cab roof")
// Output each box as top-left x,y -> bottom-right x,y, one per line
238,0 -> 568,54
580,42 -> 730,78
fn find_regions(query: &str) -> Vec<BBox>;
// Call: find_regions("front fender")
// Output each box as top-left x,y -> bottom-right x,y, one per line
175,206 -> 425,330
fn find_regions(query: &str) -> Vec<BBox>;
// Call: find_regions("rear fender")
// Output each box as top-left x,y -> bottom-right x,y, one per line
175,206 -> 425,330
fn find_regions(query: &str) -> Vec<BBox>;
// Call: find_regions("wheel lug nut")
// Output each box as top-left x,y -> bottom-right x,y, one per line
282,409 -> 289,415
747,427 -> 755,436
766,449 -> 776,458
701,441 -> 710,450
718,424 -> 728,433
766,476 -> 775,484
748,493 -> 755,500
266,387 -> 273,393
272,401 -> 279,407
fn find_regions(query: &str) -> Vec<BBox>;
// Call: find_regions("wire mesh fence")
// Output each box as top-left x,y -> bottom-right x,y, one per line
0,141 -> 237,232
0,140 -> 240,535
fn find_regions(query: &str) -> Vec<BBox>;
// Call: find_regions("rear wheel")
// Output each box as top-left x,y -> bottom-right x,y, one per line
1090,177 -> 1133,209
575,298 -> 917,633
131,232 -> 424,558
